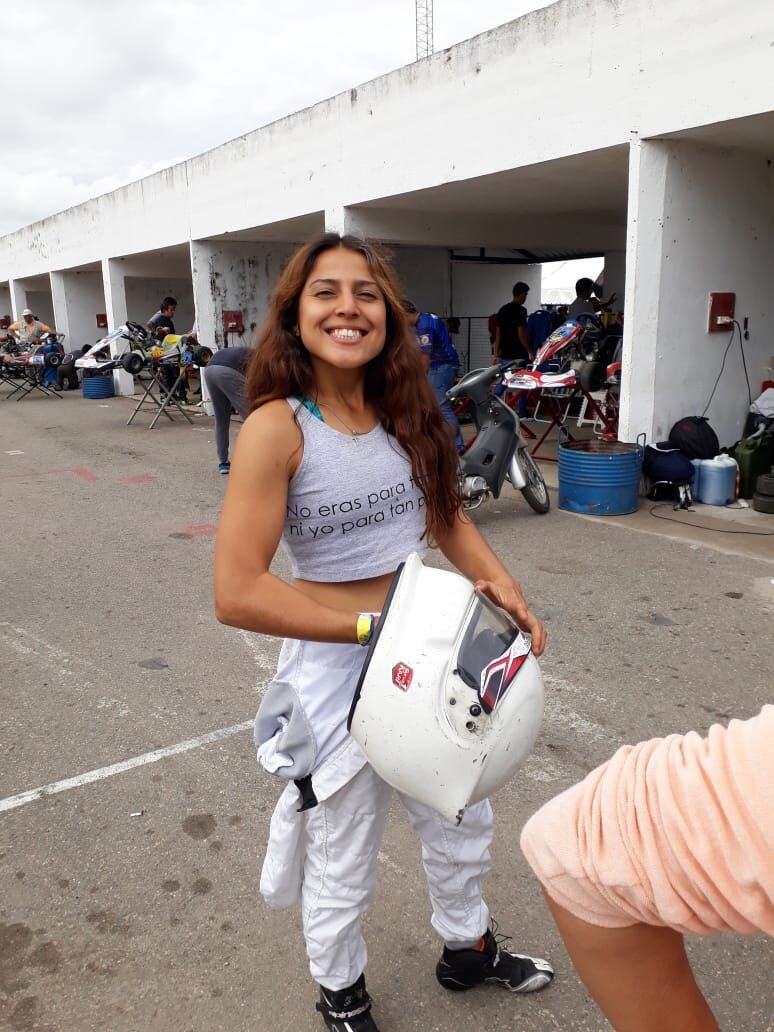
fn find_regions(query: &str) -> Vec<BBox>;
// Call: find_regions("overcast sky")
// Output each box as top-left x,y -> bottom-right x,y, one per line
0,0 -> 555,237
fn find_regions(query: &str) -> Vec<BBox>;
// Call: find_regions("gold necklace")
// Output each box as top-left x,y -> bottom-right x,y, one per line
317,402 -> 365,443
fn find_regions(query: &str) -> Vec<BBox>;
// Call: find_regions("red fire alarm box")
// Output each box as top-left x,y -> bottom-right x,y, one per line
223,310 -> 244,334
707,293 -> 735,333
96,313 -> 108,329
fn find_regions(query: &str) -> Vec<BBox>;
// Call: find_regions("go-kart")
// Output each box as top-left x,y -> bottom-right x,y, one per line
0,332 -> 66,398
76,323 -> 212,376
505,314 -> 622,394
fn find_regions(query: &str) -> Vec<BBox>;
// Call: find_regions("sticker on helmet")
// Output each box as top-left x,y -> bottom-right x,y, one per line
392,662 -> 413,692
479,638 -> 531,713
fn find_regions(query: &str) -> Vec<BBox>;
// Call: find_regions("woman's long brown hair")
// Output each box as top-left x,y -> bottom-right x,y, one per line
245,233 -> 460,538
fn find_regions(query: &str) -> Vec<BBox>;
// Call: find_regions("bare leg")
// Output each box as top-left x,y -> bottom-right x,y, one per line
544,891 -> 718,1032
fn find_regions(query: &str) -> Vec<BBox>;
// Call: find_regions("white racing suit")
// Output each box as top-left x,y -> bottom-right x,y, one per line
257,638 -> 493,991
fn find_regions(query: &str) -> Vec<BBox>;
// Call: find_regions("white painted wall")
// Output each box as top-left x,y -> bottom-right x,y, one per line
621,140 -> 773,448
124,277 -> 195,335
602,251 -> 626,310
654,143 -> 773,447
190,241 -> 297,350
450,261 -> 541,317
391,246 -> 450,316
51,271 -> 105,350
25,289 -> 55,327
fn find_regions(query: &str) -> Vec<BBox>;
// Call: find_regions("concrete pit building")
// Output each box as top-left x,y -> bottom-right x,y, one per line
1,0 -> 773,448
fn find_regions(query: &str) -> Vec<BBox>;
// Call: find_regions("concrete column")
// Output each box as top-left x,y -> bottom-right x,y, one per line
101,258 -> 133,396
9,279 -> 26,322
190,241 -> 218,414
620,137 -> 774,447
324,205 -> 364,237
190,241 -> 218,352
618,138 -> 669,443
0,282 -> 12,321
101,258 -> 128,331
49,272 -> 71,340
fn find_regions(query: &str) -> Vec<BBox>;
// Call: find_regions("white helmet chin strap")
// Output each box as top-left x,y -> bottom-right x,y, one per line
349,553 -> 544,824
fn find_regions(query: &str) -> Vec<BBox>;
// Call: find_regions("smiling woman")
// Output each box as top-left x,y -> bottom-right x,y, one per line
213,233 -> 552,1031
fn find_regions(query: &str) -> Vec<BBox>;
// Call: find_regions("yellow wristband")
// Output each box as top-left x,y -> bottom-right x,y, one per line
356,613 -> 375,647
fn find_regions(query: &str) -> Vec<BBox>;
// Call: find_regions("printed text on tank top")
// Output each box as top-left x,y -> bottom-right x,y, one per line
281,398 -> 428,582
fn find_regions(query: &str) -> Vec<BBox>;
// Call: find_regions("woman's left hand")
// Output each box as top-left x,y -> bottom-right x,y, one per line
474,579 -> 547,657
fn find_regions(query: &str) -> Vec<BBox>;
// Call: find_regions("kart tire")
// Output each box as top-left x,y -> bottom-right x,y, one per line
513,447 -> 550,514
755,473 -> 774,497
752,492 -> 774,514
122,350 -> 145,374
579,361 -> 604,393
192,345 -> 213,367
45,352 -> 62,368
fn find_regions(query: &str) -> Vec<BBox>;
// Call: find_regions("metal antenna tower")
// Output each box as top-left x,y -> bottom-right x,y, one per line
416,0 -> 434,60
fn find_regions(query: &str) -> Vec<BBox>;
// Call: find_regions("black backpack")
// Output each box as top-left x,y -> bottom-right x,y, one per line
643,444 -> 695,507
668,416 -> 719,460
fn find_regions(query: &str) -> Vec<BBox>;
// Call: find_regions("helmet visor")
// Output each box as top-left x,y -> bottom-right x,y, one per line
455,592 -> 531,714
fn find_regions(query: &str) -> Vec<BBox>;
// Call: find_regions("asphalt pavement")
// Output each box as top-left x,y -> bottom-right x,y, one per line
1,391 -> 772,1032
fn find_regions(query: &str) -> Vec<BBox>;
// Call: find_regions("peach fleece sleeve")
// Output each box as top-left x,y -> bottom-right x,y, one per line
520,706 -> 774,935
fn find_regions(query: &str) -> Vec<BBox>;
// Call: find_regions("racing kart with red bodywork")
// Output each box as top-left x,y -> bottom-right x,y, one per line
505,313 -> 622,394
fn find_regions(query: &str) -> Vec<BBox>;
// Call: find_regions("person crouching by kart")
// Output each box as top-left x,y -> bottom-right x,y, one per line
214,233 -> 554,1032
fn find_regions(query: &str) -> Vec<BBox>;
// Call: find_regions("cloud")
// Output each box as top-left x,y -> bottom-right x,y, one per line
0,0 -> 550,236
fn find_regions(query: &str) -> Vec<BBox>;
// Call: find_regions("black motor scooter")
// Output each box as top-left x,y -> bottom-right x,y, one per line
447,362 -> 550,514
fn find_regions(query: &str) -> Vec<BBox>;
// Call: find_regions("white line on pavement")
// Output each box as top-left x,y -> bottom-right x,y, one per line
0,719 -> 254,816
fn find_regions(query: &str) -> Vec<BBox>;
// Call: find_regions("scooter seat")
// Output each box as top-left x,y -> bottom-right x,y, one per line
448,365 -> 500,399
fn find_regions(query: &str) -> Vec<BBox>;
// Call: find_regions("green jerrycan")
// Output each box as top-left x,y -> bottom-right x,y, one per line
734,428 -> 774,498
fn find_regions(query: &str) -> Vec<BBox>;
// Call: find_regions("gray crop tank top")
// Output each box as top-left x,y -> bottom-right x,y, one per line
281,398 -> 428,582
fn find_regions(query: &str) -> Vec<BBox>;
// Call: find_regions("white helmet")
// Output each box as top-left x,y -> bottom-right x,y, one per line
348,553 -> 544,824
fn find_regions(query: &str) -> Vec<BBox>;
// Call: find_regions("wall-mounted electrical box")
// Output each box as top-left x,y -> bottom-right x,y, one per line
96,313 -> 108,328
223,310 -> 244,335
707,292 -> 735,333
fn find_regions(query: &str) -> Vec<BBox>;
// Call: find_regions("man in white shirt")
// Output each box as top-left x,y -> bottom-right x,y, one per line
568,278 -> 616,319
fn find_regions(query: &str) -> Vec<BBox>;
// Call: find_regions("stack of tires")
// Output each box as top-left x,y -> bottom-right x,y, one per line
752,472 -> 774,514
83,375 -> 115,399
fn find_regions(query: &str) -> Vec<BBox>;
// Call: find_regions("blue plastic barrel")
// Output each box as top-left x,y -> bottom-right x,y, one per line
558,438 -> 644,515
83,375 -> 115,399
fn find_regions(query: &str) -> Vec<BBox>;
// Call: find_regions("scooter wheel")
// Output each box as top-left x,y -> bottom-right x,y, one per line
512,449 -> 551,514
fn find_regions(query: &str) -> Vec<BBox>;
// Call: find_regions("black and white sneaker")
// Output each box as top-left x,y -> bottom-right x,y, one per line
316,974 -> 380,1031
436,922 -> 554,994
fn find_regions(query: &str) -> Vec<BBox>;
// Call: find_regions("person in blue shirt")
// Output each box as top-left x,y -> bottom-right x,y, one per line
404,300 -> 464,453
